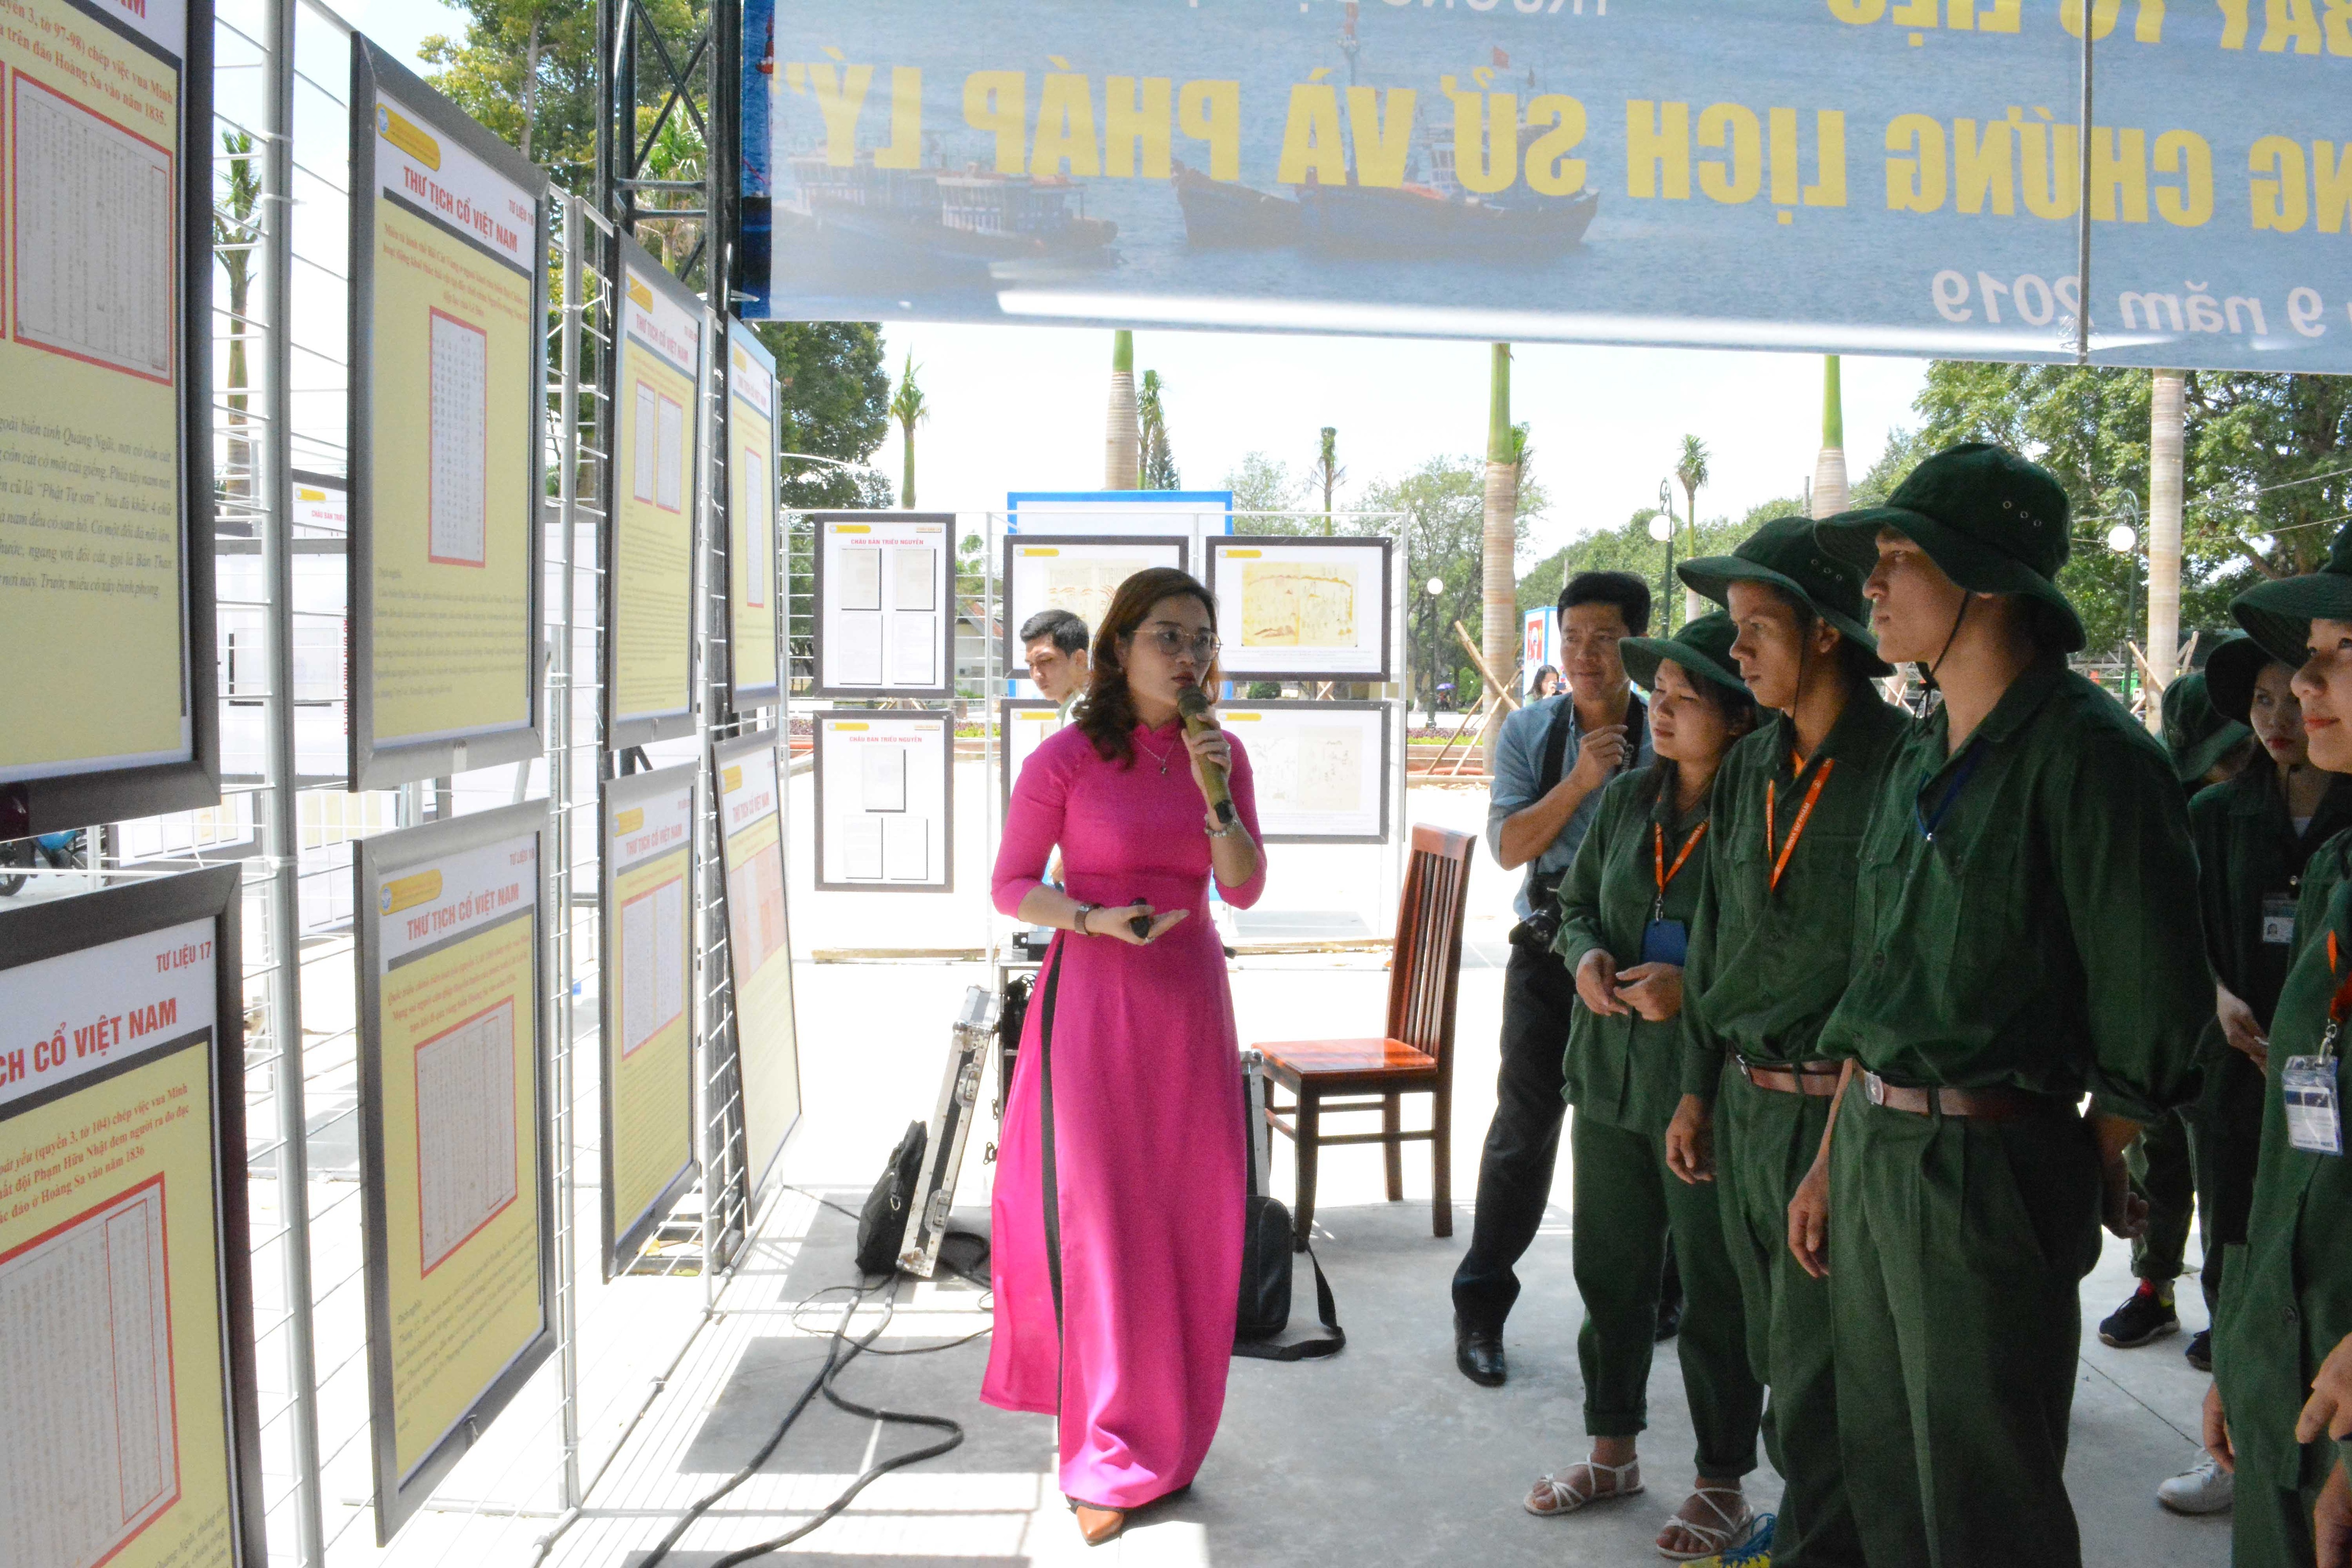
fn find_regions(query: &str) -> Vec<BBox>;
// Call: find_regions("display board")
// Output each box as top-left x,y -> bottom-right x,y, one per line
999,699 -> 1067,818
0,0 -> 218,836
0,868 -> 265,1568
810,512 -> 955,699
814,711 -> 954,891
725,322 -> 781,706
605,235 -> 704,747
1217,700 -> 1391,844
354,803 -> 552,1541
1206,535 -> 1393,682
599,766 -> 697,1279
741,0 -> 2352,376
1522,607 -> 1561,698
1001,532 -> 1185,678
348,38 -> 548,790
713,731 -> 803,1202
1007,491 -> 1232,557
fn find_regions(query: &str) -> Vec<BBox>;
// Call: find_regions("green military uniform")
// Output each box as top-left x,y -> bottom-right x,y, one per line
1676,518 -> 1906,1568
2184,635 -> 2352,1323
2122,669 -> 2261,1298
1812,446 -> 2212,1568
1549,613 -> 1766,1481
2212,534 -> 2352,1567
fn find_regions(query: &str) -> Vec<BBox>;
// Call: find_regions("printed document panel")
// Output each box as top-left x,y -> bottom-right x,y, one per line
0,899 -> 251,1568
815,712 -> 952,892
602,769 -> 696,1271
612,258 -> 700,728
727,325 -> 780,701
715,737 -> 802,1198
814,513 -> 952,697
0,0 -> 193,788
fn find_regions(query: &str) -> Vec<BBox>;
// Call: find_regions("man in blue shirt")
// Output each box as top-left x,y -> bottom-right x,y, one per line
1454,571 -> 1656,1385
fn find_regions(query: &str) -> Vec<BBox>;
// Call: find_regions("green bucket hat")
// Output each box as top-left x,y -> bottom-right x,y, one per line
2231,521 -> 2352,668
1618,611 -> 1753,701
1677,515 -> 1895,677
2201,631 -> 2277,729
1813,442 -> 2085,654
2159,669 -> 2252,784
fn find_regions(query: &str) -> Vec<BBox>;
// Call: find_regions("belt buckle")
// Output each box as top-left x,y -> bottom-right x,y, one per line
1865,1072 -> 1888,1107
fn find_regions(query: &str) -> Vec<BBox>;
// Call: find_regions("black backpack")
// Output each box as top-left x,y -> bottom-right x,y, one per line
1232,1055 -> 1344,1361
854,1120 -> 927,1276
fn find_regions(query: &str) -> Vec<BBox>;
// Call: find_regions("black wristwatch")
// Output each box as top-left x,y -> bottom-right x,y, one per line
1073,902 -> 1100,937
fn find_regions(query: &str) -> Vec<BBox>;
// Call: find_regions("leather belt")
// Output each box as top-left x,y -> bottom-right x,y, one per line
1861,1069 -> 2039,1121
1738,1059 -> 1843,1097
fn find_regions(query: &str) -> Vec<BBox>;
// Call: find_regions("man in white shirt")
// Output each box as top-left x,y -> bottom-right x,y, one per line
1022,609 -> 1091,711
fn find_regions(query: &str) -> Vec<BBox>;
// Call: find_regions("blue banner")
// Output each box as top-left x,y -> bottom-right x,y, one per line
740,0 -> 2352,373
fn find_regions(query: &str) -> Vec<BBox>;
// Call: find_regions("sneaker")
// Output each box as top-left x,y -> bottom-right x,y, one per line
2157,1453 -> 2234,1515
1686,1513 -> 1776,1568
2098,1281 -> 2180,1348
2185,1328 -> 2213,1372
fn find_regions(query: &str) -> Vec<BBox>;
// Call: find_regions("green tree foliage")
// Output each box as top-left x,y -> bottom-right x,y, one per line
1364,455 -> 1547,707
889,353 -> 927,507
1139,370 -> 1180,489
1224,453 -> 1305,520
763,322 -> 894,509
420,0 -> 612,192
1520,499 -> 1793,634
1901,363 -> 2352,661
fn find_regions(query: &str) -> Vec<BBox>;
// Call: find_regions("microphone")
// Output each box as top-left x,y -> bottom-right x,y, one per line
1176,686 -> 1237,827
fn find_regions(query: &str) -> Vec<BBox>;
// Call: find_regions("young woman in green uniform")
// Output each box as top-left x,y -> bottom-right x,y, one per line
1525,612 -> 1769,1561
1663,517 -> 1906,1568
1797,444 -> 2211,1568
2206,533 -> 2352,1567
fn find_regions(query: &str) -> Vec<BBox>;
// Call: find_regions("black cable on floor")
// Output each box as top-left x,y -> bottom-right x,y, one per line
633,1222 -> 993,1568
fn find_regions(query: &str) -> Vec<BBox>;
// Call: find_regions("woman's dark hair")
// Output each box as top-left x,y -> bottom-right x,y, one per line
1075,567 -> 1222,767
1534,664 -> 1563,695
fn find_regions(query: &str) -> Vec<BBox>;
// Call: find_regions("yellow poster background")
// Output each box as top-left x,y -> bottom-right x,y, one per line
723,805 -> 801,1183
614,334 -> 696,722
378,911 -> 541,1479
0,1041 -> 235,1568
367,200 -> 535,746
729,396 -> 778,694
607,845 -> 692,1248
0,2 -> 187,776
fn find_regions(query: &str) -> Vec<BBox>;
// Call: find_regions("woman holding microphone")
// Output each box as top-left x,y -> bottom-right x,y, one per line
986,567 -> 1266,1547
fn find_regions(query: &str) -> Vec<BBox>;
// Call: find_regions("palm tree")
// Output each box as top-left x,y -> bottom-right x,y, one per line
1812,356 -> 1850,519
1675,433 -> 1710,623
890,353 -> 927,508
1309,426 -> 1345,533
1105,330 -> 1139,488
1139,369 -> 1179,488
215,130 -> 262,508
1481,343 -> 1521,772
641,116 -> 706,276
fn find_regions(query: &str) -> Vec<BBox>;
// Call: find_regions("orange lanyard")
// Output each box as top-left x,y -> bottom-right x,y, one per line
1653,820 -> 1708,917
1765,756 -> 1836,895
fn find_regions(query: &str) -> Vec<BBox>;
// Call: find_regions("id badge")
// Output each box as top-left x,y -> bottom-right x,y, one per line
2263,893 -> 2297,947
1640,919 -> 1689,966
2284,1055 -> 2344,1156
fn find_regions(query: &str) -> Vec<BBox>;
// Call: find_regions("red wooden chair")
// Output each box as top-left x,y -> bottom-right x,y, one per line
1254,824 -> 1476,1250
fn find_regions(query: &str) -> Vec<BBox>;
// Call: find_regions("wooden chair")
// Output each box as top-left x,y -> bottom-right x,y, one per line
1255,824 -> 1477,1250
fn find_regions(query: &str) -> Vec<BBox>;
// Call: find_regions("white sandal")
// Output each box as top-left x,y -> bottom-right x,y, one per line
1524,1457 -> 1644,1517
1655,1486 -> 1756,1562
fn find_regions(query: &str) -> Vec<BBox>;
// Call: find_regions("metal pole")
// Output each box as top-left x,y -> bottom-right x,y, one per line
260,0 -> 325,1557
2074,17 -> 2095,365
552,193 -> 585,1512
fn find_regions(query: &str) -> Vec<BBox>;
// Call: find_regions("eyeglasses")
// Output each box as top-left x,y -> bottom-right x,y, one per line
1137,626 -> 1221,661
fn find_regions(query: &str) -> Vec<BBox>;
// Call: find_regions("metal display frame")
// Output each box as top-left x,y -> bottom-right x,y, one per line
1204,533 -> 1397,684
811,708 -> 956,892
709,725 -> 803,1207
2,0 -> 221,839
997,697 -> 1066,818
806,510 -> 959,700
600,228 -> 708,749
1215,698 -> 1395,845
998,531 -> 1187,685
722,319 -> 782,708
596,762 -> 701,1280
344,38 -> 551,791
0,866 -> 265,1568
351,799 -> 557,1544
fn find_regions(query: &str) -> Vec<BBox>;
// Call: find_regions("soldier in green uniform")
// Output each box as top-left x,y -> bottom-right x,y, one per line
2159,634 -> 2352,1516
2205,534 -> 2352,1566
1797,444 -> 2211,1568
1524,613 -> 1769,1561
1662,517 -> 1906,1568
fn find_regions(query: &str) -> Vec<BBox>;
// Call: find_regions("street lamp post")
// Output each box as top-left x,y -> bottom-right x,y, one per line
2107,502 -> 2142,713
1654,480 -> 1678,632
1424,575 -> 1446,729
